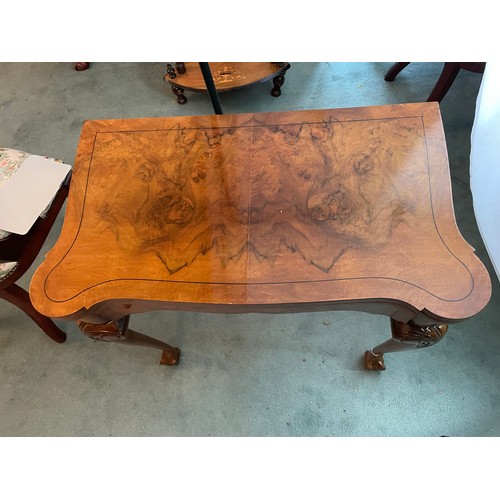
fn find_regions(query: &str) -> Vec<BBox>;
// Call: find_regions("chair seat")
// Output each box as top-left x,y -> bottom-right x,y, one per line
0,148 -> 29,240
1,147 -> 71,343
1,149 -> 28,282
0,147 -> 69,239
0,148 -> 29,186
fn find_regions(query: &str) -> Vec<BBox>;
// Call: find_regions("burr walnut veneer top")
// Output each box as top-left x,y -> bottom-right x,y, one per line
30,103 -> 491,323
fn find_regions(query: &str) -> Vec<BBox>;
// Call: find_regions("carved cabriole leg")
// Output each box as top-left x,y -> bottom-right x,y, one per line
77,316 -> 180,365
364,318 -> 448,371
171,85 -> 187,104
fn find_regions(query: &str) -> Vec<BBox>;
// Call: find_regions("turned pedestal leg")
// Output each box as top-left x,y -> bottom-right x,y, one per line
364,318 -> 448,371
77,316 -> 180,365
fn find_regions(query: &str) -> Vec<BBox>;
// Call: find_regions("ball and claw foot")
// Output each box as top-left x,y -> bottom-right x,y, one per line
161,347 -> 181,365
364,350 -> 386,371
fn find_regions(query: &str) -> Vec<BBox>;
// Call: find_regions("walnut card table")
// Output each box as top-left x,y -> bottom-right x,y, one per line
29,103 -> 491,370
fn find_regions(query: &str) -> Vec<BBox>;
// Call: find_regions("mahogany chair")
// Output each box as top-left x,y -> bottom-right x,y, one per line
384,62 -> 486,102
0,148 -> 70,343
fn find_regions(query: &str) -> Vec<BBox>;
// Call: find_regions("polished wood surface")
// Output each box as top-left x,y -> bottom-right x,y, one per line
30,103 -> 491,334
163,62 -> 290,93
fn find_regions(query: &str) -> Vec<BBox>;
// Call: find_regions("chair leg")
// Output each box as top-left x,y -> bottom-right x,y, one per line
384,62 -> 411,81
74,62 -> 90,71
427,63 -> 461,102
0,283 -> 66,343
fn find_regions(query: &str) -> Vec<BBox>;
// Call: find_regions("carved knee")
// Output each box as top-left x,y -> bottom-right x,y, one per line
77,317 -> 129,343
391,319 -> 448,348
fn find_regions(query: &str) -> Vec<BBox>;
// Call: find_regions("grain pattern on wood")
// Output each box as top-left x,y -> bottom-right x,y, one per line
29,103 -> 491,326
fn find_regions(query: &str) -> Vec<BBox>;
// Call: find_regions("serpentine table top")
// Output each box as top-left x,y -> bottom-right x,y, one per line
29,103 -> 491,369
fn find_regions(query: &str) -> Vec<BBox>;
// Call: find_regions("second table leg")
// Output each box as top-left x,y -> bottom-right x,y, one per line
77,315 -> 181,365
364,318 -> 448,371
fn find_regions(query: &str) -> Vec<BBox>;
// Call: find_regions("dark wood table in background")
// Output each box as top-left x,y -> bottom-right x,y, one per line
164,62 -> 290,104
30,103 -> 491,370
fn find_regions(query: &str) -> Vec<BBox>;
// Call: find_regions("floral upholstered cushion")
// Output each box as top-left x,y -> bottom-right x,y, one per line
0,148 -> 29,240
0,148 -> 29,188
0,261 -> 18,281
0,147 -> 65,240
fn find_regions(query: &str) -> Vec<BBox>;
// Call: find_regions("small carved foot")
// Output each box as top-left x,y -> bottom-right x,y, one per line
172,85 -> 187,104
364,350 -> 386,371
161,347 -> 181,365
271,74 -> 285,97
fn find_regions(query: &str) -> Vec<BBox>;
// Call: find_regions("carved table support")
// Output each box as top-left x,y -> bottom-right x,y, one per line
77,316 -> 180,365
29,104 -> 491,370
364,318 -> 448,371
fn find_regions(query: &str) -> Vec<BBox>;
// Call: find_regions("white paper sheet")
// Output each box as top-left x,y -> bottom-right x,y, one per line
0,154 -> 71,235
470,62 -> 500,281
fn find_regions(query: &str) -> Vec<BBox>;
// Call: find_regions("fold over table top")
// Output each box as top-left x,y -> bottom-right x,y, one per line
30,103 -> 491,322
